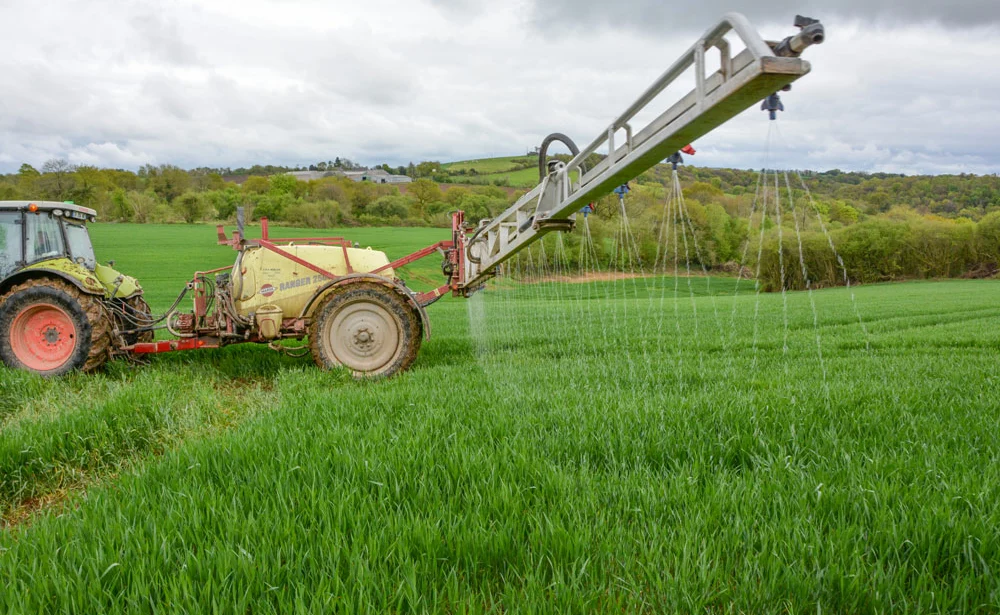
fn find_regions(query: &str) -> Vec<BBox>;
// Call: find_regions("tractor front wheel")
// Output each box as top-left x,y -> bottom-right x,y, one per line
0,279 -> 111,376
309,282 -> 422,378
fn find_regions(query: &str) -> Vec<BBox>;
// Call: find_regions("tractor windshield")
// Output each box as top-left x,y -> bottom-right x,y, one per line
63,221 -> 96,270
25,212 -> 66,264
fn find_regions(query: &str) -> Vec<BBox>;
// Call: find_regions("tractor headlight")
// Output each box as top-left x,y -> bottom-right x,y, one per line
53,209 -> 63,217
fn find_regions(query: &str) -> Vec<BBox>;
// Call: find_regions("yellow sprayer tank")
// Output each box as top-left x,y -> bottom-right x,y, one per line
233,244 -> 395,318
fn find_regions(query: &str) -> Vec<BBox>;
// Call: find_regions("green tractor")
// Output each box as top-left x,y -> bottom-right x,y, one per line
0,201 -> 151,376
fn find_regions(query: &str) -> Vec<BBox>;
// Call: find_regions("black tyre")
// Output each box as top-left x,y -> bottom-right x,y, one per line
308,282 -> 422,378
0,279 -> 111,376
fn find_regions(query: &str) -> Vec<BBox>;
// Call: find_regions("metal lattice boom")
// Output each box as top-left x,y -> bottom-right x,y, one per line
462,13 -> 823,289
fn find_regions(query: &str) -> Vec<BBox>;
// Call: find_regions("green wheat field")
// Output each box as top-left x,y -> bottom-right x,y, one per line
1,223 -> 999,613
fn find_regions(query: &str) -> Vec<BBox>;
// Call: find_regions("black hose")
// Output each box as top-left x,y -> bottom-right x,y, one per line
538,133 -> 585,182
466,133 -> 586,265
466,222 -> 489,265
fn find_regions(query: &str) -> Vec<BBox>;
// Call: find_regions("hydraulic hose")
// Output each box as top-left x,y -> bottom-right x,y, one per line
468,132 -> 588,266
538,133 -> 585,182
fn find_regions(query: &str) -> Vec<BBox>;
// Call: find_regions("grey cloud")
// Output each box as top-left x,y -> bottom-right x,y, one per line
0,0 -> 998,175
529,0 -> 1000,35
130,9 -> 202,66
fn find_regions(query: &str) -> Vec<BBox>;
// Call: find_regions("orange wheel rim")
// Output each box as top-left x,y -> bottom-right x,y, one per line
10,304 -> 77,371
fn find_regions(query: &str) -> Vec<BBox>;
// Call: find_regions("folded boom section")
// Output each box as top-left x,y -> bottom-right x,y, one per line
460,12 -> 822,290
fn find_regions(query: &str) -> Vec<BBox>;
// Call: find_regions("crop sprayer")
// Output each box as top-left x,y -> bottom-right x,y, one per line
0,13 -> 824,378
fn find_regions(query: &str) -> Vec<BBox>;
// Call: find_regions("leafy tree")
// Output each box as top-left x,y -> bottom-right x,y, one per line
126,191 -> 171,223
205,187 -> 242,220
829,201 -> 860,225
174,192 -> 206,223
684,181 -> 724,204
269,174 -> 299,196
368,195 -> 411,221
17,164 -> 40,194
408,179 -> 443,218
977,211 -> 1000,263
349,181 -> 378,215
254,192 -> 295,221
42,159 -> 73,175
866,191 -> 891,212
286,200 -> 341,228
243,176 -> 270,195
147,165 -> 191,202
110,189 -> 132,221
414,161 -> 441,178
36,159 -> 76,198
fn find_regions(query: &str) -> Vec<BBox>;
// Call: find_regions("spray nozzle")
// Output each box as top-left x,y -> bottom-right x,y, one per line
762,93 -> 784,121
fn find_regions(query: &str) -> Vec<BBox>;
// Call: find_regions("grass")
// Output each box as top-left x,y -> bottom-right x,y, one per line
465,167 -> 541,188
441,156 -> 532,174
441,156 -> 541,188
1,223 -> 999,612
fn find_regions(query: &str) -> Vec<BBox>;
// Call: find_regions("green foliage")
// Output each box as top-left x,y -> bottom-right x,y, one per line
267,173 -> 299,196
684,181 -> 725,203
143,165 -> 191,203
242,176 -> 270,194
362,195 -> 413,224
109,189 -> 132,221
203,187 -> 242,220
284,200 -> 342,228
828,200 -> 860,224
125,191 -> 173,224
976,211 -> 1000,264
173,192 -> 206,224
253,192 -> 295,221
407,179 -> 443,218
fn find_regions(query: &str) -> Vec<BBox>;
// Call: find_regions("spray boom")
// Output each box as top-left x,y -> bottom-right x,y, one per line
455,13 -> 824,291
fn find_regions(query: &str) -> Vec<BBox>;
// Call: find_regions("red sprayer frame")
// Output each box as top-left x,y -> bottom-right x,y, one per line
128,212 -> 471,356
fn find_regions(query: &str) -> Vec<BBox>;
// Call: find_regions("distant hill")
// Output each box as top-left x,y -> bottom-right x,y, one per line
439,156 -> 541,188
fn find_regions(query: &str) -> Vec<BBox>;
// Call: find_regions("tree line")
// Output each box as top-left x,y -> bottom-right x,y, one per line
1,158 -> 998,287
0,161 -> 508,228
528,166 -> 1000,289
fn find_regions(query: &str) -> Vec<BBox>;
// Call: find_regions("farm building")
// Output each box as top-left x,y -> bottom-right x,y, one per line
286,169 -> 412,184
343,169 -> 412,184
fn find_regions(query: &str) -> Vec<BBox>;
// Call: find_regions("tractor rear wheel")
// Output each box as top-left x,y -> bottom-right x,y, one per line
309,282 -> 422,378
0,279 -> 111,376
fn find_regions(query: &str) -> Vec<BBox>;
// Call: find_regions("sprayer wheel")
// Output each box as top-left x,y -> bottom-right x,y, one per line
0,278 -> 111,376
309,282 -> 422,378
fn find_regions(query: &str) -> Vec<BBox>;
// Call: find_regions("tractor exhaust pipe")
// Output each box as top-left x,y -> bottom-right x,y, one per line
236,206 -> 246,239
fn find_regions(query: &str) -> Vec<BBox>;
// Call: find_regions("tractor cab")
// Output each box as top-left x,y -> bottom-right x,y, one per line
0,201 -> 141,298
1,201 -> 97,278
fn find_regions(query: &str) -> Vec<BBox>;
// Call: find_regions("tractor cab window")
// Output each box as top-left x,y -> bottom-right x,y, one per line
25,213 -> 66,264
0,211 -> 22,279
63,222 -> 96,270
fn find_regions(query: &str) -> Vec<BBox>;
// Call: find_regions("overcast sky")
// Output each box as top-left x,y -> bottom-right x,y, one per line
1,0 -> 997,175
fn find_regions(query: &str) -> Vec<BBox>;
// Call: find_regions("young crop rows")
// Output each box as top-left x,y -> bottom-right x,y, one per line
1,224 -> 999,613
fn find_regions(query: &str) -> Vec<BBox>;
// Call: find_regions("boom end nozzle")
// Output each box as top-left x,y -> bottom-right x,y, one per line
775,15 -> 825,57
